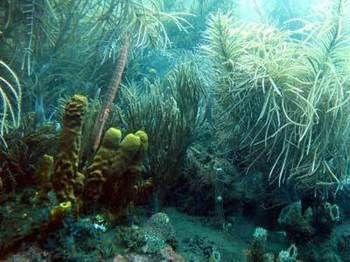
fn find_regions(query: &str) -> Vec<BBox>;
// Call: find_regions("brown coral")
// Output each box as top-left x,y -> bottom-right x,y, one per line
35,154 -> 54,201
84,127 -> 122,202
83,129 -> 151,216
52,95 -> 88,203
106,132 -> 150,215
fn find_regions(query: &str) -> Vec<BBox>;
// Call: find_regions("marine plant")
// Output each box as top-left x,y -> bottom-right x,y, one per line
163,0 -> 238,50
0,60 -> 21,146
203,0 -> 350,195
118,63 -> 207,207
90,0 -> 189,152
0,113 -> 56,196
1,0 -> 106,121
260,0 -> 310,29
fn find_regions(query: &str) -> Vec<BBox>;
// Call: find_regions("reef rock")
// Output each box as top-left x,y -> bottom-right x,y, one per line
331,223 -> 350,261
121,212 -> 177,255
278,201 -> 315,240
141,212 -> 177,253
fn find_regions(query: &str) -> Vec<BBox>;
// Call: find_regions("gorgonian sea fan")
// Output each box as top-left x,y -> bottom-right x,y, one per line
0,61 -> 22,146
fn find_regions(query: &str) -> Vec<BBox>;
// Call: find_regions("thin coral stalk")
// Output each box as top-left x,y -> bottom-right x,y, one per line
91,33 -> 131,152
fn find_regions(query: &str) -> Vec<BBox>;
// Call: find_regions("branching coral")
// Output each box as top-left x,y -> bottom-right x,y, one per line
203,1 -> 350,194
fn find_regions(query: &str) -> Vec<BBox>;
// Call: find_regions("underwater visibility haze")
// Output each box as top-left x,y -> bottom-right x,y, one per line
1,0 -> 350,260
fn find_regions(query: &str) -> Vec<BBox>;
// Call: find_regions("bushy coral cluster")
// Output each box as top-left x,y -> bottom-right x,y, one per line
34,95 -> 151,219
84,128 -> 151,215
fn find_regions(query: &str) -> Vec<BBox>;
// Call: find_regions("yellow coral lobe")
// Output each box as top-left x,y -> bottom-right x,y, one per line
50,201 -> 72,221
135,130 -> 149,151
120,134 -> 141,152
72,95 -> 88,106
42,154 -> 54,164
102,128 -> 122,149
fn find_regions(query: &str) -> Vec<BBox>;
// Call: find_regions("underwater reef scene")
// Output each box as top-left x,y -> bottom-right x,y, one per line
2,0 -> 350,261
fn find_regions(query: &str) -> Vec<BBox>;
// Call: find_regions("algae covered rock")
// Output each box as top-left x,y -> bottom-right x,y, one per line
52,95 -> 88,203
246,227 -> 272,262
142,212 -> 176,253
278,201 -> 315,239
278,244 -> 298,262
121,212 -> 176,254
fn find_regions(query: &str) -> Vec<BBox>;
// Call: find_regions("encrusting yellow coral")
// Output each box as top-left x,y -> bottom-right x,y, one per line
49,201 -> 72,222
52,95 -> 88,203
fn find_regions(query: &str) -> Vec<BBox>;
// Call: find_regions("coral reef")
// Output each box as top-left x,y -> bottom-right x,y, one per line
0,192 -> 71,257
29,95 -> 152,219
142,212 -> 177,253
52,95 -> 88,203
113,246 -> 185,262
3,1 -> 350,260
